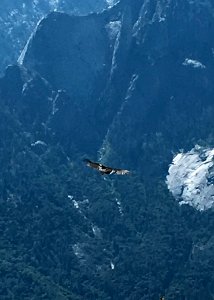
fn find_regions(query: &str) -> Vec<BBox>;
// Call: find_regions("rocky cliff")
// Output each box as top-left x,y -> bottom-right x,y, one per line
20,0 -> 214,175
0,0 -> 110,75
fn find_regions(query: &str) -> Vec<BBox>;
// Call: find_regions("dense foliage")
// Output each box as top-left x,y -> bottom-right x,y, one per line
0,90 -> 214,299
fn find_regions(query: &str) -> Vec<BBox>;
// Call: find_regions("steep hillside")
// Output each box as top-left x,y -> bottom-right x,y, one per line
1,0 -> 214,299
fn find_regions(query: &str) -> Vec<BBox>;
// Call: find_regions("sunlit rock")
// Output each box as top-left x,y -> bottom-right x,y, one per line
167,146 -> 214,211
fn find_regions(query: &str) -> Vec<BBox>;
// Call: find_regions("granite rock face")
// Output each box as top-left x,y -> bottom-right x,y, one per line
0,0 -> 109,74
20,12 -> 112,103
167,146 -> 214,211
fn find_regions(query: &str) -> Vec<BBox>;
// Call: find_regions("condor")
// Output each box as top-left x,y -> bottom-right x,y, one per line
83,158 -> 130,175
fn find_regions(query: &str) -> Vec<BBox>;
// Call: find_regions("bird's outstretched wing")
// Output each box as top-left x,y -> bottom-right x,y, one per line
83,158 -> 101,170
113,168 -> 130,175
83,158 -> 130,175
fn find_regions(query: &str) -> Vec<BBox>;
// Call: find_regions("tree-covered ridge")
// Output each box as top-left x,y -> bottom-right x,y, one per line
0,79 -> 214,299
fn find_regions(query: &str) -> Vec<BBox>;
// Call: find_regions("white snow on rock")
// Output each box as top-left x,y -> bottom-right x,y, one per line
110,261 -> 115,270
166,146 -> 214,211
159,16 -> 166,22
68,195 -> 80,209
67,195 -> 74,200
72,200 -> 79,209
182,58 -> 206,69
49,0 -> 59,10
72,243 -> 84,259
31,140 -> 47,147
106,21 -> 121,41
115,197 -> 123,215
92,224 -> 102,238
106,0 -> 118,7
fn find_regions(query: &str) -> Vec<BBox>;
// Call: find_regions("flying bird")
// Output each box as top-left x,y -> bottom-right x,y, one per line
83,158 -> 130,175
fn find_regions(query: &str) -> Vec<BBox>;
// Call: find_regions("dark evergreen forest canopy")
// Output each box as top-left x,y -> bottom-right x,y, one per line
0,0 -> 214,299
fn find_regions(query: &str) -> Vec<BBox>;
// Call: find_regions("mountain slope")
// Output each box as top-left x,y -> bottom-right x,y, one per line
20,0 -> 214,173
1,0 -> 214,299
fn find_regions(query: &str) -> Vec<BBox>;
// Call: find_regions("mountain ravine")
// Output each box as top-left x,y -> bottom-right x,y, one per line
1,0 -> 214,299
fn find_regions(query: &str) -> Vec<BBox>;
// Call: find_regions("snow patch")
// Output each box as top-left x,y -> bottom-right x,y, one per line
92,225 -> 102,238
183,58 -> 206,69
49,0 -> 60,10
110,261 -> 115,270
106,0 -> 118,7
110,24 -> 121,77
67,195 -> 89,219
125,74 -> 139,100
72,243 -> 84,259
159,16 -> 166,22
166,146 -> 214,211
10,9 -> 18,17
68,195 -> 79,209
72,200 -> 79,209
18,35 -> 33,65
106,21 -> 121,40
115,197 -> 123,215
31,140 -> 47,147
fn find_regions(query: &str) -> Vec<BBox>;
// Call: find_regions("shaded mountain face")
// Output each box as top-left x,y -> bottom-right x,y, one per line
98,0 -> 214,175
21,0 -> 214,175
1,0 -> 214,299
20,12 -> 112,103
0,0 -> 110,75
